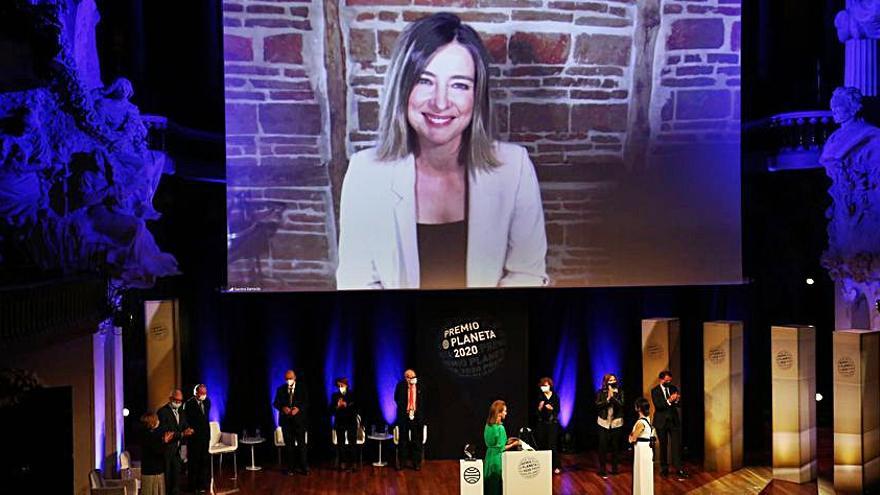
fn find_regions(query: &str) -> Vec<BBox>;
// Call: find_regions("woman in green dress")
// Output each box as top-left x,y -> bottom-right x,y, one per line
484,400 -> 520,495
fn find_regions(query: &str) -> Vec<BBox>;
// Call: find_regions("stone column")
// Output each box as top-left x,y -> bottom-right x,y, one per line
771,325 -> 817,483
844,0 -> 879,96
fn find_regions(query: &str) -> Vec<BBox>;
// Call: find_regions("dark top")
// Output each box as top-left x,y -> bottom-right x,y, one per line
329,389 -> 358,425
273,382 -> 309,427
183,397 -> 211,443
650,383 -> 681,429
140,426 -> 168,476
157,403 -> 189,454
536,391 -> 560,423
417,221 -> 466,289
594,387 -> 625,423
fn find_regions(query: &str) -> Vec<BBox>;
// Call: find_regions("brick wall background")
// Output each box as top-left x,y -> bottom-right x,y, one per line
223,0 -> 740,290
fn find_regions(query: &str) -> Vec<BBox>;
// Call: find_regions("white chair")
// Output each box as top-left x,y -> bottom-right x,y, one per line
88,469 -> 136,495
118,451 -> 141,492
274,426 -> 308,465
331,415 -> 365,468
393,424 -> 428,468
208,421 -> 238,483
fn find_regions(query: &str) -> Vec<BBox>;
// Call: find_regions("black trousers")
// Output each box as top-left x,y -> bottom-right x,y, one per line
596,426 -> 622,472
657,423 -> 682,471
335,419 -> 358,465
187,438 -> 210,491
163,446 -> 183,495
535,421 -> 561,469
281,421 -> 308,471
397,418 -> 424,467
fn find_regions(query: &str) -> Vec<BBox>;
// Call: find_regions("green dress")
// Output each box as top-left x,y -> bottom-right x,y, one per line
484,423 -> 507,495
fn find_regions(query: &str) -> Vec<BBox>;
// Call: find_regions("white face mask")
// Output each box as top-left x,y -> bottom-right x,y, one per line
540,385 -> 550,393
339,386 -> 347,394
170,401 -> 182,410
198,394 -> 207,402
286,379 -> 295,387
409,377 -> 417,385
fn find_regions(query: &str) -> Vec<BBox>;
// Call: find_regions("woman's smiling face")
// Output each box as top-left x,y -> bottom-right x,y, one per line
407,41 -> 476,151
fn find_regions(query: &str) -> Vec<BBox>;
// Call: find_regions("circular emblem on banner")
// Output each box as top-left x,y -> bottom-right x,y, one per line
437,315 -> 507,378
708,346 -> 726,365
646,342 -> 663,358
518,456 -> 540,479
149,325 -> 169,341
837,356 -> 856,377
775,350 -> 793,370
463,466 -> 481,484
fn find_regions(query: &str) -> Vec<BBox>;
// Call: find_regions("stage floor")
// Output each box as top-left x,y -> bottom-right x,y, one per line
208,455 -> 833,495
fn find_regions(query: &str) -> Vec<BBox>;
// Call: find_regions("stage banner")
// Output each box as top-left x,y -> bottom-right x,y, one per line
642,318 -> 680,417
415,295 -> 529,459
771,325 -> 817,483
833,329 -> 880,494
703,320 -> 743,472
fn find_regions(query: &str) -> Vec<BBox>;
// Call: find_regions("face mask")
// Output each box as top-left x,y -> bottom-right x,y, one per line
339,386 -> 347,394
540,385 -> 550,393
409,377 -> 417,385
198,394 -> 207,401
287,379 -> 295,386
170,401 -> 182,409
608,382 -> 618,389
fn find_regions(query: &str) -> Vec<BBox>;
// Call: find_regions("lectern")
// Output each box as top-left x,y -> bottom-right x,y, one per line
501,441 -> 551,495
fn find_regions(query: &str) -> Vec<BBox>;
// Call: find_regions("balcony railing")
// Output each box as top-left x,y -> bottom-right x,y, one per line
747,110 -> 836,171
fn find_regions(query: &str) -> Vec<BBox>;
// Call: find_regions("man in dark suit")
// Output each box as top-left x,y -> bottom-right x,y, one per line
329,377 -> 358,471
184,384 -> 211,494
273,370 -> 309,475
650,370 -> 688,479
394,368 -> 426,470
157,389 -> 193,495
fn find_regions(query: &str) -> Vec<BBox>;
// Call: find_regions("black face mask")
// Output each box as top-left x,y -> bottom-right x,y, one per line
608,383 -> 618,389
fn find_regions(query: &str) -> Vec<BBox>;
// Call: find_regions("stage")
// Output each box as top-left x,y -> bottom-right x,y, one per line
207,453 -> 834,495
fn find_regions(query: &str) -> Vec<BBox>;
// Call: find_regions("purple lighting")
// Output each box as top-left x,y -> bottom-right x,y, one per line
552,324 -> 578,429
374,298 -> 404,426
324,304 -> 355,425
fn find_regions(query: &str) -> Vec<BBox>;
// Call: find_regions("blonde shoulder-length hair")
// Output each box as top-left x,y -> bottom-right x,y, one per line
376,12 -> 499,171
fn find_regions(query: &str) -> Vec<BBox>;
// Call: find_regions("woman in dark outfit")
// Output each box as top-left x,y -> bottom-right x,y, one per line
595,373 -> 625,478
534,376 -> 562,474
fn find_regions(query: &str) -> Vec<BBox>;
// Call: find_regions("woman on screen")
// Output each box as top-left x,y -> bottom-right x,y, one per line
484,400 -> 519,495
336,13 -> 548,290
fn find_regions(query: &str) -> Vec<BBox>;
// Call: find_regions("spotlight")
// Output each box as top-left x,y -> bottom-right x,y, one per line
815,393 -> 823,402
805,278 -> 815,285
122,407 -> 130,417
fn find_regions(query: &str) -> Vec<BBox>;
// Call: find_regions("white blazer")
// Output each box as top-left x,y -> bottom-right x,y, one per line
336,141 -> 548,289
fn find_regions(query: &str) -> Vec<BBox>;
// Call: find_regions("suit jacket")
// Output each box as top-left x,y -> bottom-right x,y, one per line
183,397 -> 211,442
157,403 -> 189,449
273,382 -> 309,427
536,391 -> 561,424
650,383 -> 680,430
336,142 -> 548,289
329,389 -> 357,425
140,426 -> 168,476
394,380 -> 426,424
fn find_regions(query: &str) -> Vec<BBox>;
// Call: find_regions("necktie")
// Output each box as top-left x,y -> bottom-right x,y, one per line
407,384 -> 416,412
663,386 -> 670,400
173,408 -> 179,424
199,400 -> 204,414
288,386 -> 294,406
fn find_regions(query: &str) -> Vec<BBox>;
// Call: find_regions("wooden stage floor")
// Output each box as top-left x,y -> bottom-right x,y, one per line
208,455 -> 833,495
